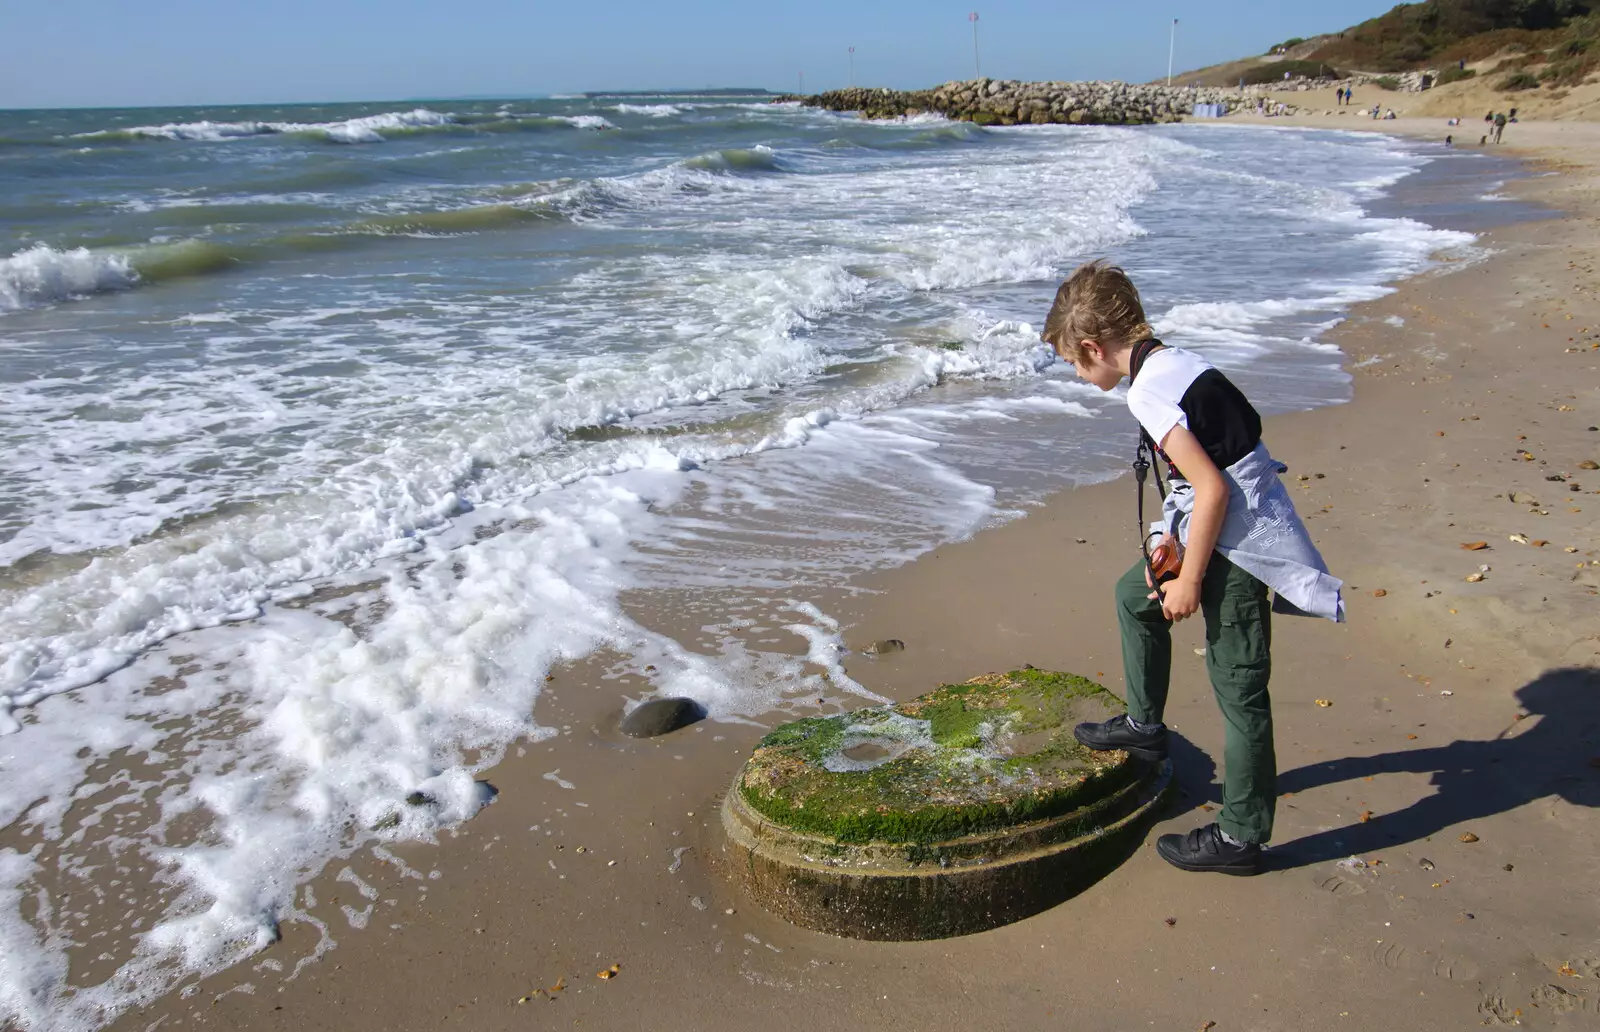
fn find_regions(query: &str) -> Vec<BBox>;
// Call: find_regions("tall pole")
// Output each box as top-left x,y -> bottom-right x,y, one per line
849,46 -> 855,87
1167,18 -> 1177,87
970,12 -> 981,79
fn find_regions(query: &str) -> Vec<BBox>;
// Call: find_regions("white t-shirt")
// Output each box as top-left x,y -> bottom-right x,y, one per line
1126,346 -> 1262,471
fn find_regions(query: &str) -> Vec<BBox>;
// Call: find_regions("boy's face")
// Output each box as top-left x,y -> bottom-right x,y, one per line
1067,340 -> 1124,391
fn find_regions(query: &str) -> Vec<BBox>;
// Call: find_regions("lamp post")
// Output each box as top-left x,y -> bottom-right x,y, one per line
1167,18 -> 1178,87
970,12 -> 981,79
849,46 -> 855,87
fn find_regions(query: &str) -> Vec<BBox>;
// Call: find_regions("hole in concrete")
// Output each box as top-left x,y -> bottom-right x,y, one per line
842,741 -> 892,763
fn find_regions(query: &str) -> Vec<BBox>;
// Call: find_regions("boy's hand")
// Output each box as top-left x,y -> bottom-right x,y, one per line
1152,573 -> 1202,622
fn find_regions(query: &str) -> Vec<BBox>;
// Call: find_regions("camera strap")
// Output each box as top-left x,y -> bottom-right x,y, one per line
1128,339 -> 1169,601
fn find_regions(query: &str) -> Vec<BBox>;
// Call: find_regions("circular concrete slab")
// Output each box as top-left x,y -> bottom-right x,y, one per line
722,669 -> 1172,940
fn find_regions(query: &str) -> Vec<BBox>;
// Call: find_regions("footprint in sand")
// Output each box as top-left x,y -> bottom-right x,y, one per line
1313,872 -> 1368,896
1369,940 -> 1480,983
1478,994 -> 1519,1026
1531,983 -> 1596,1016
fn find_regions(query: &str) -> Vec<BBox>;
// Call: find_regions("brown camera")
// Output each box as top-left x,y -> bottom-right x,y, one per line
1149,537 -> 1184,583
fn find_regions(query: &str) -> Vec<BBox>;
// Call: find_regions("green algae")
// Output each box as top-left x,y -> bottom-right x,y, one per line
738,670 -> 1140,845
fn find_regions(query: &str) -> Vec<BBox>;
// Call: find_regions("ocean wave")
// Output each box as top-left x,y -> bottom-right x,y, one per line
347,202 -> 565,236
0,244 -> 139,313
681,145 -> 780,173
0,240 -> 249,314
609,103 -> 682,117
74,108 -> 457,145
84,120 -> 282,142
556,114 -> 614,130
822,120 -> 989,152
313,108 -> 455,143
3,160 -> 735,310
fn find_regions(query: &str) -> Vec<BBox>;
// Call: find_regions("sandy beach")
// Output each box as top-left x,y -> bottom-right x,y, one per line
85,117 -> 1600,1032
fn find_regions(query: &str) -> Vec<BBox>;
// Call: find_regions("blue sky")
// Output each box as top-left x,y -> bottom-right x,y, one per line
1,0 -> 1397,109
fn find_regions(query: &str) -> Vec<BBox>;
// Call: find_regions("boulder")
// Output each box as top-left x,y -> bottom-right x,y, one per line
620,696 -> 707,738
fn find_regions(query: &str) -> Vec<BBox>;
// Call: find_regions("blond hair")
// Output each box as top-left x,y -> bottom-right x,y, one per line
1040,259 -> 1152,364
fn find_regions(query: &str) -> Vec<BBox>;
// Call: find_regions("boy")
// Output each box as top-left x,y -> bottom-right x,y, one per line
1040,260 -> 1344,875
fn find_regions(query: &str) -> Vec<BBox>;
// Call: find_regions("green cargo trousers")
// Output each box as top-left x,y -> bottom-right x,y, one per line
1115,552 -> 1276,844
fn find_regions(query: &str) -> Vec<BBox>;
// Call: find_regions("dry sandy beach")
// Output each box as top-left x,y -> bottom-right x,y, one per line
102,121 -> 1600,1032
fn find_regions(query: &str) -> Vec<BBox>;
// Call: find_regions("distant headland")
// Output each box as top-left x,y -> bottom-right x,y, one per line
582,88 -> 776,99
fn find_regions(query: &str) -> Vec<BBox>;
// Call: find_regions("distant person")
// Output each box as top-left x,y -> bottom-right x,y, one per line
1493,110 -> 1507,143
1041,261 -> 1342,876
1384,108 -> 1396,120
1445,134 -> 1453,146
1336,87 -> 1345,105
1459,58 -> 1466,70
1508,107 -> 1518,122
1485,110 -> 1495,122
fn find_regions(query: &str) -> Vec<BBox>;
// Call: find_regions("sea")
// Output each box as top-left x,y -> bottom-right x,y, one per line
0,94 -> 1523,1028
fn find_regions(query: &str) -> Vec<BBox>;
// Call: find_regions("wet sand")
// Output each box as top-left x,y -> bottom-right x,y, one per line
107,123 -> 1600,1032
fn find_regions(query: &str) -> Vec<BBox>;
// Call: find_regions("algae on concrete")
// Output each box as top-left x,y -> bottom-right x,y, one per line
737,669 -> 1138,845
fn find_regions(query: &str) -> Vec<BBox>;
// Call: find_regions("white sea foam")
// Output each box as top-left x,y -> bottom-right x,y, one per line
863,111 -> 951,126
609,103 -> 682,117
76,109 -> 455,145
558,114 -> 614,130
100,120 -> 280,142
0,244 -> 138,313
315,109 -> 454,143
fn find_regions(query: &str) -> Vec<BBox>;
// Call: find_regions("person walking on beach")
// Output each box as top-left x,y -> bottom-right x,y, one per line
1039,261 -> 1343,875
1493,111 -> 1507,143
1335,86 -> 1345,106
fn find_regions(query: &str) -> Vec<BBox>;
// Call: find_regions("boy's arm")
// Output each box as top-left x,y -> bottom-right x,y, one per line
1154,424 -> 1227,622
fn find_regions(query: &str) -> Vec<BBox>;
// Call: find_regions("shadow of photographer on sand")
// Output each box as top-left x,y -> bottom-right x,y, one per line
1267,667 -> 1600,869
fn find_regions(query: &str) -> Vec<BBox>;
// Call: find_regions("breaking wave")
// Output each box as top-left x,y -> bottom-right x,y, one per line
0,245 -> 139,312
76,109 -> 456,145
1,144 -> 799,313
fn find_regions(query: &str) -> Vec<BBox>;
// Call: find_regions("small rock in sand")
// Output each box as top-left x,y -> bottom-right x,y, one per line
620,697 -> 708,738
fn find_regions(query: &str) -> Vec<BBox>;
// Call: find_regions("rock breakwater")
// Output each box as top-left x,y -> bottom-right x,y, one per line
783,79 -> 1247,126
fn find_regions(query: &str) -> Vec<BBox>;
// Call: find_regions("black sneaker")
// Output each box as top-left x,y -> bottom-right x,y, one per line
1156,823 -> 1262,876
1073,713 -> 1168,762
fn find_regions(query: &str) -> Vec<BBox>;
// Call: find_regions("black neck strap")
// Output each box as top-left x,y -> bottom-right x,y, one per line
1128,338 -> 1169,603
1128,337 -> 1164,383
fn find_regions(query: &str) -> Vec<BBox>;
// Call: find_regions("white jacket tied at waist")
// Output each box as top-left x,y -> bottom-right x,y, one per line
1156,442 -> 1346,623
